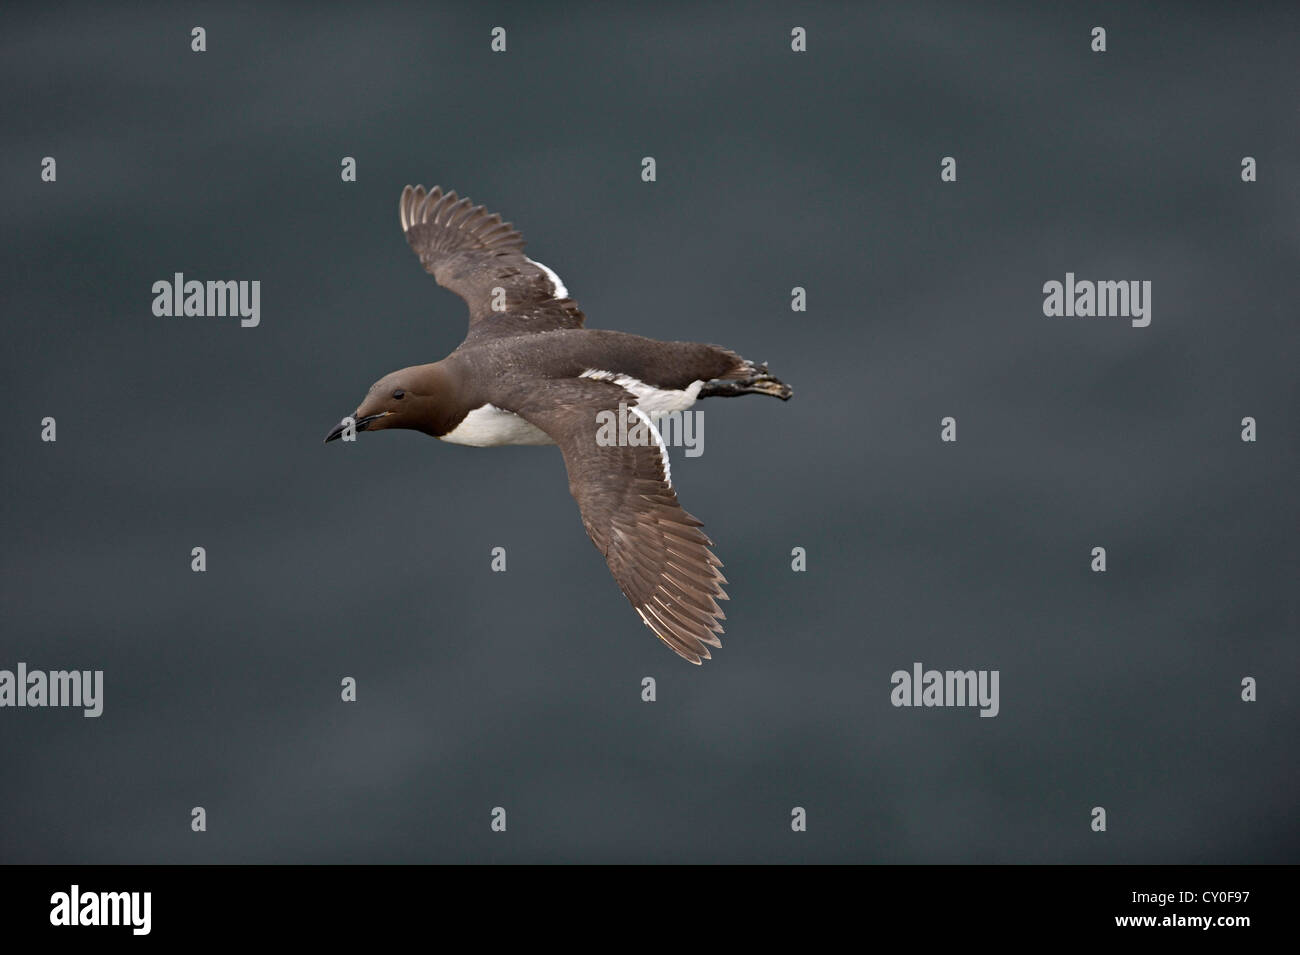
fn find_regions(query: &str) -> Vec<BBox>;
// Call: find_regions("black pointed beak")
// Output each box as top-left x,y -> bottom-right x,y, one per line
324,413 -> 386,444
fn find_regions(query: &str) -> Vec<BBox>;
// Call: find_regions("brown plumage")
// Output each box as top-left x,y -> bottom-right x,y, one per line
325,185 -> 791,663
400,185 -> 586,342
513,379 -> 728,663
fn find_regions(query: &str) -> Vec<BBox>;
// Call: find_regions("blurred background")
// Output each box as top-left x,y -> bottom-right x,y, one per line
1,0 -> 1296,862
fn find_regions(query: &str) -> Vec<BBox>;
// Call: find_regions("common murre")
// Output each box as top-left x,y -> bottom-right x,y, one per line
325,185 -> 792,664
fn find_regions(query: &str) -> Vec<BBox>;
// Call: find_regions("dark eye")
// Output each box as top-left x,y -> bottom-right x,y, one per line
392,389 -> 405,400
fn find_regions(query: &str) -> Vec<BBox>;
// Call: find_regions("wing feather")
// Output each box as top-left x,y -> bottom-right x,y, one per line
399,184 -> 585,344
509,380 -> 729,664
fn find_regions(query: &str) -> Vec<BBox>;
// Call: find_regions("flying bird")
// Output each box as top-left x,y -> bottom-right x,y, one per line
326,186 -> 791,663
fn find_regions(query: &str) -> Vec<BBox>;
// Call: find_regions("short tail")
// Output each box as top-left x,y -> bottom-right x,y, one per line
700,360 -> 793,401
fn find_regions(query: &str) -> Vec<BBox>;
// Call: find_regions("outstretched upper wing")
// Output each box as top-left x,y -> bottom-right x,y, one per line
400,185 -> 586,344
510,379 -> 729,664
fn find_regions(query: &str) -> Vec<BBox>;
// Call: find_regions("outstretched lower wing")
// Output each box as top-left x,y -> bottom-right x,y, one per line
511,379 -> 729,663
400,185 -> 585,344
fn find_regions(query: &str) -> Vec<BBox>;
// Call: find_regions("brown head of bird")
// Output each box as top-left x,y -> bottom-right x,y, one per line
324,363 -> 454,442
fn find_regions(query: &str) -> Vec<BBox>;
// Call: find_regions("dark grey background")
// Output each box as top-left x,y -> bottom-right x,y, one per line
1,1 -> 1296,863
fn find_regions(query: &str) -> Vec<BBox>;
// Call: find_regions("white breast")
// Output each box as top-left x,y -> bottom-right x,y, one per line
440,404 -> 556,447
